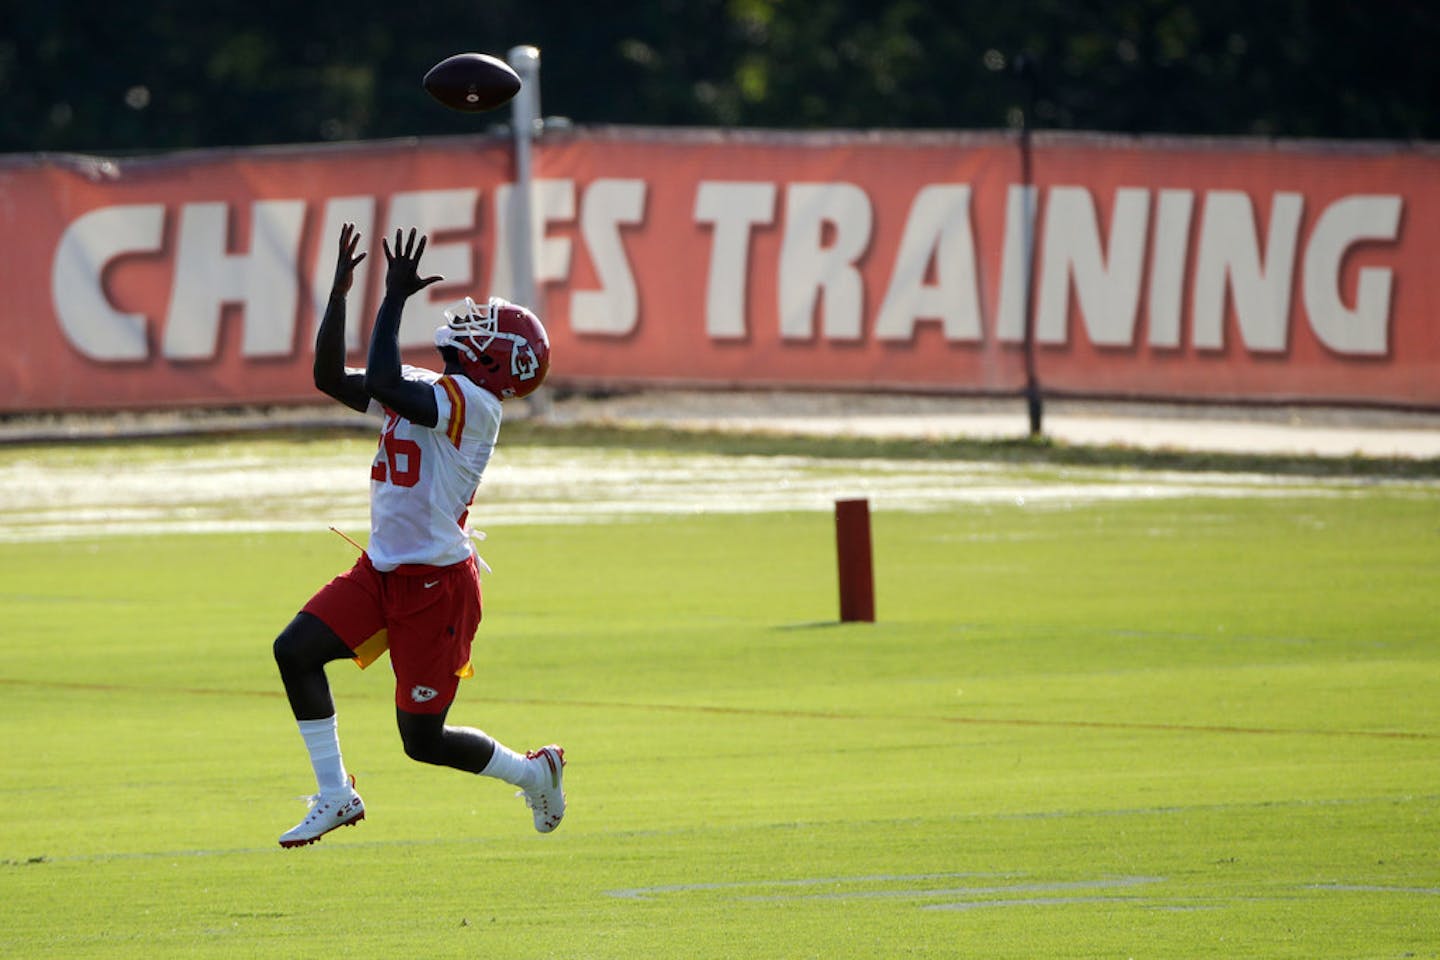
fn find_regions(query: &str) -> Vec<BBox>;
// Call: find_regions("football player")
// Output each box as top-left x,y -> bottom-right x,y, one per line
271,224 -> 564,847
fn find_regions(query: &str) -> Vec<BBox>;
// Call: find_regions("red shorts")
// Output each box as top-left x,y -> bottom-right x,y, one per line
303,552 -> 482,715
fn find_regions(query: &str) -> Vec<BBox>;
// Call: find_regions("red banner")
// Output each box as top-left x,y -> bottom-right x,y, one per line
1,129 -> 1435,412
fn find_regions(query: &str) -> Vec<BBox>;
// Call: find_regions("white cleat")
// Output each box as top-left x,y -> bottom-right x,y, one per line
519,745 -> 566,833
279,776 -> 365,848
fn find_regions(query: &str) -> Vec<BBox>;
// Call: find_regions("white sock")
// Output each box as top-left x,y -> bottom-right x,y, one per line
480,739 -> 537,790
297,715 -> 351,795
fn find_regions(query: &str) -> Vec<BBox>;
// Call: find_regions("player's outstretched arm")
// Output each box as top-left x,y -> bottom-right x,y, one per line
364,228 -> 442,428
314,222 -> 370,413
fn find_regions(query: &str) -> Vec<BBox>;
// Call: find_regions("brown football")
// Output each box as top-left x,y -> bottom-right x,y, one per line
422,53 -> 522,113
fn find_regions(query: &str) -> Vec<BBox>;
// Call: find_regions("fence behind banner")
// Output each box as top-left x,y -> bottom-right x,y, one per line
1,127 -> 1435,414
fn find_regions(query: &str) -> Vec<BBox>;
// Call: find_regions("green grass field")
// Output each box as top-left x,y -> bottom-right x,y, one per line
1,432 -> 1437,958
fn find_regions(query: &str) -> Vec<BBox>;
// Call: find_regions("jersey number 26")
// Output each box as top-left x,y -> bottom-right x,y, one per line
372,417 -> 421,488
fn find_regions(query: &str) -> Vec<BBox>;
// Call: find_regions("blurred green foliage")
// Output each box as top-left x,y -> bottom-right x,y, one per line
1,0 -> 1434,154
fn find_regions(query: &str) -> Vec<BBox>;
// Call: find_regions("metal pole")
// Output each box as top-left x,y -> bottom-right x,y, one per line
1015,53 -> 1043,438
506,45 -> 540,310
506,45 -> 549,415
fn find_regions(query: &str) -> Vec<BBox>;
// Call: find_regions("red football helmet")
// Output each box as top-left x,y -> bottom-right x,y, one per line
434,296 -> 550,400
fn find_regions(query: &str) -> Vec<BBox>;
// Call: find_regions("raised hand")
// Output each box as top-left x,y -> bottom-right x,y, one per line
331,222 -> 367,297
383,227 -> 444,298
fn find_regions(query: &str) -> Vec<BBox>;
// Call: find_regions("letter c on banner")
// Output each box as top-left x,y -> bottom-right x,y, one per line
52,204 -> 166,361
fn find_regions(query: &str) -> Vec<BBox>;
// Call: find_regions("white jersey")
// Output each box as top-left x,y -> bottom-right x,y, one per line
364,365 -> 502,571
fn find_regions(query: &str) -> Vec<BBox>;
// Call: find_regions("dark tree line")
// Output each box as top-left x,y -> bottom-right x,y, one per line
1,0 -> 1434,155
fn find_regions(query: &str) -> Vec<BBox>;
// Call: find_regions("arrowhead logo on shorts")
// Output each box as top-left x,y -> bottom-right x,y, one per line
410,685 -> 439,703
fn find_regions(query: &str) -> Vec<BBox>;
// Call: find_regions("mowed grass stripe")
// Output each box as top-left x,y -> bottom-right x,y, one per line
1,678 -> 1433,741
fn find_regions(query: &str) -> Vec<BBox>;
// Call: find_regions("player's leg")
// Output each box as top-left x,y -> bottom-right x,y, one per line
395,704 -> 496,771
395,706 -> 566,833
272,613 -> 367,847
273,611 -> 354,720
386,557 -> 566,831
394,704 -> 548,779
273,559 -> 386,847
273,612 -> 357,794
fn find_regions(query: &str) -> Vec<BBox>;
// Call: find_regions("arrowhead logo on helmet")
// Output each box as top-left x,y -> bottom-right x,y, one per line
434,296 -> 551,400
